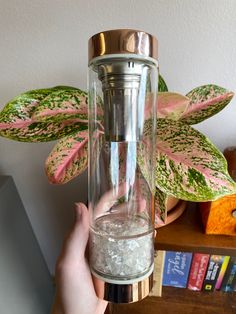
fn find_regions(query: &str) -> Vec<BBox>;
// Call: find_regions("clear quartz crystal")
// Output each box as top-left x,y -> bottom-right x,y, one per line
90,214 -> 154,280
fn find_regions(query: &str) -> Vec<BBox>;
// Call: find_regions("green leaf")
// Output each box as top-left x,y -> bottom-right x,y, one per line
156,118 -> 236,201
0,121 -> 87,142
0,88 -> 52,129
180,84 -> 234,125
137,118 -> 155,193
158,75 -> 168,92
154,188 -> 168,226
32,88 -> 89,123
45,129 -> 88,184
51,86 -> 79,91
157,92 -> 189,120
0,86 -> 88,142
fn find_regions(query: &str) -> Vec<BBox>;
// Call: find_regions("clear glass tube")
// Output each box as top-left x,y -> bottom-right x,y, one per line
88,55 -> 158,286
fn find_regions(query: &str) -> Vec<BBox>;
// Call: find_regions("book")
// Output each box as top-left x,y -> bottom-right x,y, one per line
187,253 -> 210,291
149,250 -> 165,297
221,256 -> 236,292
215,256 -> 230,290
202,255 -> 225,291
162,251 -> 192,288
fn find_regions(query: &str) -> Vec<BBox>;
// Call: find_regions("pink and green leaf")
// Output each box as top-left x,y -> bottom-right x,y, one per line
45,129 -> 89,184
0,120 -> 87,142
157,92 -> 189,120
0,88 -> 52,129
180,84 -> 234,125
156,118 -> 236,201
154,188 -> 168,226
0,86 -> 88,142
137,118 -> 156,193
32,88 -> 89,123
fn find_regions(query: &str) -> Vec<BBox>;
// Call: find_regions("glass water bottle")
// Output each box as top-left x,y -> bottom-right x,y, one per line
88,29 -> 158,303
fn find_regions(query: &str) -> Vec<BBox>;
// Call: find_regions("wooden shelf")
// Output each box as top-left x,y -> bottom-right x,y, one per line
111,287 -> 236,314
155,202 -> 236,256
107,203 -> 236,314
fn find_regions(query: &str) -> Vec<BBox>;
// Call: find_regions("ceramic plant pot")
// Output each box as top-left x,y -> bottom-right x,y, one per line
157,196 -> 187,228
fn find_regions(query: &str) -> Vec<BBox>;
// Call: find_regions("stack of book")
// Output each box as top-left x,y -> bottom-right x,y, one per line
152,251 -> 236,296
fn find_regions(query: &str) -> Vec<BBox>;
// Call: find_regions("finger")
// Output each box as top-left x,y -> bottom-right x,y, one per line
95,300 -> 108,314
60,203 -> 89,265
95,182 -> 128,217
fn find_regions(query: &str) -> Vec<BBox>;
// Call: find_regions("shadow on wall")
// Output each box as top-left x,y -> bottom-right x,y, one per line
0,138 -> 88,273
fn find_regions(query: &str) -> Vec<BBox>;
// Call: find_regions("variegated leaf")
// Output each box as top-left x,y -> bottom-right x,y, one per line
51,86 -> 79,91
180,84 -> 234,125
0,86 -> 88,142
158,75 -> 168,92
156,118 -> 236,201
0,120 -> 87,142
0,88 -> 52,129
154,188 -> 168,226
157,92 -> 189,120
137,118 -> 156,193
32,88 -> 89,123
45,130 -> 88,184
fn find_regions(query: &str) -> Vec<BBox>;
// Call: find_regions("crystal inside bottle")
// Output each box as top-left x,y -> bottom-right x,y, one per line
90,213 -> 154,281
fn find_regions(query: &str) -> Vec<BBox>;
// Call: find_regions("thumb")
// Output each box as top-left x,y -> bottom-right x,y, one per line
60,203 -> 89,265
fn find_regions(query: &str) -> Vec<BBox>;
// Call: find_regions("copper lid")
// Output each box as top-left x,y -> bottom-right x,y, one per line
88,29 -> 158,62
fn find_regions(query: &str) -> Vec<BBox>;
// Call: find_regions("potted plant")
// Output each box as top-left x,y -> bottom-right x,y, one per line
0,76 -> 235,226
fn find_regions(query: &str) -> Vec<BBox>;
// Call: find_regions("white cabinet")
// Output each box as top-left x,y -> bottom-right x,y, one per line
0,176 -> 54,314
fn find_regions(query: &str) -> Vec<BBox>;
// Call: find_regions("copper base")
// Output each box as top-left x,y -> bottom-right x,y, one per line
92,270 -> 153,303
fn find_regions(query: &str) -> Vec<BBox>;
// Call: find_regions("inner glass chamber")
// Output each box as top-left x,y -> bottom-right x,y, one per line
88,55 -> 158,285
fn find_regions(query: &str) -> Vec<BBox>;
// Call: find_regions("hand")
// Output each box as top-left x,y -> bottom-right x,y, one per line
51,203 -> 108,314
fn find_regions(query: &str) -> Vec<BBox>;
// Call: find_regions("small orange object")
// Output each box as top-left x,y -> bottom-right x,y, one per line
200,195 -> 236,236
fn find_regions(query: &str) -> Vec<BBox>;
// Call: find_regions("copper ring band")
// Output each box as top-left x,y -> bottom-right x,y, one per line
92,272 -> 153,303
88,29 -> 158,62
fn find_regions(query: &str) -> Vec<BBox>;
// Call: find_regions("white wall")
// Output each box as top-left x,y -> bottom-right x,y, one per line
0,0 -> 236,273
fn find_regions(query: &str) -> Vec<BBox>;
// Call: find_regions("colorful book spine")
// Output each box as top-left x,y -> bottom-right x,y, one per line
187,253 -> 210,291
202,255 -> 225,291
162,251 -> 192,288
215,256 -> 230,290
221,257 -> 236,292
